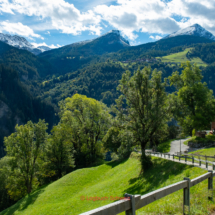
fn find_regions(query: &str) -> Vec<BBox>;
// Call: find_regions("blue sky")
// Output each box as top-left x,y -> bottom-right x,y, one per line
0,0 -> 215,48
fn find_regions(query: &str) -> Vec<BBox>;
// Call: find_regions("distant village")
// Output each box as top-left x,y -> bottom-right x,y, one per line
111,57 -> 184,65
114,58 -> 185,66
112,57 -> 158,64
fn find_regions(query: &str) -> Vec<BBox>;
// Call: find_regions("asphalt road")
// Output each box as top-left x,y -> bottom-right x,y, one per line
145,138 -> 201,154
169,138 -> 200,154
169,139 -> 189,153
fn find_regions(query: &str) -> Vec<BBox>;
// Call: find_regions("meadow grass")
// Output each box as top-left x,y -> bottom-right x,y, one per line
1,152 -> 215,215
157,48 -> 207,67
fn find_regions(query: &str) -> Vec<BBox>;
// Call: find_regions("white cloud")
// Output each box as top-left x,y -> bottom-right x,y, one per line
51,44 -> 61,48
0,0 -> 14,14
94,0 -> 180,39
1,0 -> 215,41
95,0 -> 215,39
0,21 -> 43,39
167,0 -> 215,34
31,42 -> 61,48
1,0 -> 102,36
149,35 -> 163,40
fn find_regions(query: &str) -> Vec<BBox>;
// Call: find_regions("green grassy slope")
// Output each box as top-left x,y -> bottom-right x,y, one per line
187,147 -> 215,164
157,48 -> 207,67
1,152 -> 215,215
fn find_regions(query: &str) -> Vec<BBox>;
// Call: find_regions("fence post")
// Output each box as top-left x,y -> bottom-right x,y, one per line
173,154 -> 174,160
125,194 -> 135,215
183,177 -> 190,215
185,156 -> 187,163
192,156 -> 194,164
169,154 -> 170,159
179,156 -> 181,161
206,162 -> 208,169
213,163 -> 215,170
199,160 -> 201,166
208,171 -> 213,201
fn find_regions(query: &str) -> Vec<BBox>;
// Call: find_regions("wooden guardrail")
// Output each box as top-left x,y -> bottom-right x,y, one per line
80,153 -> 214,215
147,151 -> 215,170
187,153 -> 215,159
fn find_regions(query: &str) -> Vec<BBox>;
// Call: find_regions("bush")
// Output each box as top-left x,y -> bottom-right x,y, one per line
192,129 -> 196,137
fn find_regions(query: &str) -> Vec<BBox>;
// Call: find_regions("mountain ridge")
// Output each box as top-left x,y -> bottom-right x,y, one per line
164,24 -> 215,41
0,33 -> 52,55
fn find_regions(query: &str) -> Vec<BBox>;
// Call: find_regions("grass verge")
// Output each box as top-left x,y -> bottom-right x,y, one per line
157,139 -> 175,153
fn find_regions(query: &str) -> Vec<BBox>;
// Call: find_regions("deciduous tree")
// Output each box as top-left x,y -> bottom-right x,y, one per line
59,94 -> 112,167
115,67 -> 172,171
4,119 -> 48,200
169,62 -> 215,135
43,124 -> 75,179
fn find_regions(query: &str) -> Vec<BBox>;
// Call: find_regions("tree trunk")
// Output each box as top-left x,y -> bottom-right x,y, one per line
140,142 -> 153,172
27,180 -> 31,194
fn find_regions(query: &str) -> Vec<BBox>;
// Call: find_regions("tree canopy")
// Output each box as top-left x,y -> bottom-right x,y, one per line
59,94 -> 112,167
114,67 -> 172,170
4,119 -> 48,200
169,62 -> 215,134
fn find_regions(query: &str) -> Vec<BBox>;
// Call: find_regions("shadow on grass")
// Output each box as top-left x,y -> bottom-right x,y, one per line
1,186 -> 46,215
123,157 -> 191,196
106,158 -> 129,168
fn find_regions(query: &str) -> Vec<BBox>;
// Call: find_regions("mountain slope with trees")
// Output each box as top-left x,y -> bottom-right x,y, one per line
0,65 -> 58,157
107,35 -> 214,61
188,43 -> 215,64
0,41 -> 54,81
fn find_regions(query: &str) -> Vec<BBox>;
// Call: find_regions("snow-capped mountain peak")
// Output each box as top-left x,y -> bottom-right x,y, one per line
36,46 -> 52,52
0,33 -> 53,55
165,24 -> 215,40
69,29 -> 130,48
0,33 -> 34,49
97,30 -> 130,46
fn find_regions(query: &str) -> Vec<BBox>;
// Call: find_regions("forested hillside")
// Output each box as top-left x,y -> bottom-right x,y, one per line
36,61 -> 180,107
188,43 -> 215,64
1,33 -> 215,155
38,35 -> 214,77
39,31 -> 129,76
0,65 -> 58,157
107,35 -> 214,61
0,41 -> 54,81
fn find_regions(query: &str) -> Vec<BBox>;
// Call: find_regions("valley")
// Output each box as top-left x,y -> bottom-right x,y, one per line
1,22 -> 215,215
